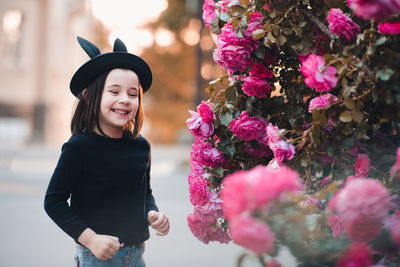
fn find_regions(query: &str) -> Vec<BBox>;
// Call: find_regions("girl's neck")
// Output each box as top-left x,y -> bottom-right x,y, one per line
94,126 -> 123,139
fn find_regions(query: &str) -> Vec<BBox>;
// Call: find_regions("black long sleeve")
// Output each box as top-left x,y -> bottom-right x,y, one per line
44,132 -> 158,246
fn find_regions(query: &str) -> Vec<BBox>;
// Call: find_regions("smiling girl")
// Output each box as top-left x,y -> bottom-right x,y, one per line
44,37 -> 169,267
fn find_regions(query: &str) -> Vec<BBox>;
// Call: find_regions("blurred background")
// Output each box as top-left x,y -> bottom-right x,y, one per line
0,1 -> 272,267
0,0 -> 227,147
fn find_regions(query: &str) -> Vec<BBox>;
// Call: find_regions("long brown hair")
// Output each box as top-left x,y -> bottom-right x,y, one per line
70,69 -> 144,139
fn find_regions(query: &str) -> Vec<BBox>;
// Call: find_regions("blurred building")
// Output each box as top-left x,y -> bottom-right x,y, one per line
0,0 -> 104,147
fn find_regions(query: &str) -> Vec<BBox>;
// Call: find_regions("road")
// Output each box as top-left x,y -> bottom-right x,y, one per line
0,144 -> 282,267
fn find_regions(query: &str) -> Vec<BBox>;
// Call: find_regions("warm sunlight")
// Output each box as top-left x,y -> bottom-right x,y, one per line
91,0 -> 168,54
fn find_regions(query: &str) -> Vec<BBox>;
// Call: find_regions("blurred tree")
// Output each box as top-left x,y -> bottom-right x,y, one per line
140,0 -> 225,143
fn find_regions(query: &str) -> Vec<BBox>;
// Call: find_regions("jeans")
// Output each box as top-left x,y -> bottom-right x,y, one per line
74,243 -> 145,267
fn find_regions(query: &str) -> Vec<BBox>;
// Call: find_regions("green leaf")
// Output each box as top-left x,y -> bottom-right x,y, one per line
375,36 -> 387,46
210,17 -> 221,35
376,68 -> 394,81
219,12 -> 230,22
220,112 -> 233,126
225,86 -> 237,101
339,111 -> 352,123
227,144 -> 236,156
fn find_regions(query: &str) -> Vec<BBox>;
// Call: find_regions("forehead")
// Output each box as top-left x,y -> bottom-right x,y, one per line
105,68 -> 139,87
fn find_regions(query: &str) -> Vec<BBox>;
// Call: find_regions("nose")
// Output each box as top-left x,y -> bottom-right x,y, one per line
118,93 -> 130,104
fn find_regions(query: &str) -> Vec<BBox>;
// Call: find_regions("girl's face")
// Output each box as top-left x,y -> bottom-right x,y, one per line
98,68 -> 139,137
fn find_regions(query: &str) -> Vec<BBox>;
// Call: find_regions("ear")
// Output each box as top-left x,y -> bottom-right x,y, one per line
77,36 -> 101,58
113,38 -> 127,52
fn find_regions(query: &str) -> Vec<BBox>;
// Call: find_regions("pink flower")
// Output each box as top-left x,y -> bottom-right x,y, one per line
186,110 -> 214,139
241,63 -> 274,98
328,215 -> 344,238
397,146 -> 400,168
320,176 -> 332,187
346,174 -> 365,182
269,140 -> 296,164
252,165 -> 300,208
347,0 -> 400,20
189,177 -> 210,206
229,111 -> 267,141
301,54 -> 337,92
245,142 -> 272,158
328,178 -> 391,242
246,12 -> 264,37
337,242 -> 373,267
355,154 -> 370,177
202,0 -> 218,28
187,212 -> 230,244
308,93 -> 339,113
385,209 -> 400,245
379,21 -> 400,34
217,0 -> 231,13
229,215 -> 275,253
242,77 -> 273,98
222,165 -> 300,219
191,138 -> 226,167
213,22 -> 257,73
197,101 -> 214,124
266,123 -> 281,144
266,259 -> 281,267
326,8 -> 360,40
195,191 -> 224,222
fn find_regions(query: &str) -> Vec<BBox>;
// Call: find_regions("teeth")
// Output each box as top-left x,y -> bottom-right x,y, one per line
113,109 -> 128,114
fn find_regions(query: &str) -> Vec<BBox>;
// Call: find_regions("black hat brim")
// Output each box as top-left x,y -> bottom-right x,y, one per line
70,52 -> 152,97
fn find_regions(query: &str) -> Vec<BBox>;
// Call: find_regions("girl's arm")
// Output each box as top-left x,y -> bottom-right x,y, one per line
44,140 -> 88,242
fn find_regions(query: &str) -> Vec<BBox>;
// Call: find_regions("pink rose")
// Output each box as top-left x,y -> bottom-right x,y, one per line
328,215 -> 344,238
202,0 -> 218,27
197,101 -> 214,124
266,259 -> 281,267
217,0 -> 231,13
229,215 -> 275,253
229,111 -> 267,141
269,140 -> 296,164
246,12 -> 264,38
355,154 -> 370,177
187,211 -> 230,244
347,0 -> 400,20
385,209 -> 400,245
191,138 -> 226,167
242,76 -> 273,98
320,176 -> 332,188
337,242 -> 373,267
222,165 -> 300,219
186,110 -> 214,139
241,63 -> 274,98
378,21 -> 400,34
326,8 -> 360,40
301,54 -> 337,92
390,147 -> 400,178
194,191 -> 224,222
213,22 -> 257,73
189,177 -> 210,206
327,178 -> 391,242
266,123 -> 281,144
308,93 -> 339,113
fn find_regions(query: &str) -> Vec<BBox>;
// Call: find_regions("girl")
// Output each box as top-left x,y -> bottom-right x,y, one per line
44,36 -> 170,267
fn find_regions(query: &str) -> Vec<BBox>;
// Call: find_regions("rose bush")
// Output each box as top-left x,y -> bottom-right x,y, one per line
186,0 -> 400,265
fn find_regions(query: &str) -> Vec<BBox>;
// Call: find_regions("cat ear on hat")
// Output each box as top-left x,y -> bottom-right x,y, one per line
77,36 -> 101,59
113,38 -> 127,52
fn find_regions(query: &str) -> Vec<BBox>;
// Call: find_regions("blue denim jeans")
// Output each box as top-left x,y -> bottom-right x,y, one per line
74,243 -> 145,267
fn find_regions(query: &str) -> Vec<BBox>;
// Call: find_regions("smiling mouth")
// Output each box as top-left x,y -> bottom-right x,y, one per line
112,109 -> 129,115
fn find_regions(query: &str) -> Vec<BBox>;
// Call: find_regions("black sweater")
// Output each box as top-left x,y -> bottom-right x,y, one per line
44,132 -> 158,246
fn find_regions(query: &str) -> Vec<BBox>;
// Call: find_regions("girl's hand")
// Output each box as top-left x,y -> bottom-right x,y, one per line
147,210 -> 170,236
86,234 -> 123,260
78,228 -> 123,260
